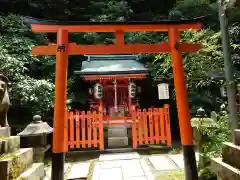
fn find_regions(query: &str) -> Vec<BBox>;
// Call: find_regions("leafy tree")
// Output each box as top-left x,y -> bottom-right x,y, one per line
0,14 -> 55,123
169,0 -> 219,28
151,29 -> 225,112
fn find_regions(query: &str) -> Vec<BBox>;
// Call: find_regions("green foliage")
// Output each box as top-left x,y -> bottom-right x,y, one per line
169,0 -> 219,28
152,29 -> 225,111
0,14 -> 55,120
197,115 -> 230,178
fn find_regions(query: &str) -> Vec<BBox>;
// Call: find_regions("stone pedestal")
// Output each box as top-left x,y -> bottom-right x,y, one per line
0,127 -> 11,137
33,145 -> 51,162
20,134 -> 51,162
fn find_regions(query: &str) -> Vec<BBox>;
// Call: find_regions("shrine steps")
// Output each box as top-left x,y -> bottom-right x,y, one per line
17,163 -> 45,180
0,127 -> 11,137
211,129 -> 240,180
0,135 -> 44,180
0,135 -> 20,154
107,126 -> 129,148
108,127 -> 127,137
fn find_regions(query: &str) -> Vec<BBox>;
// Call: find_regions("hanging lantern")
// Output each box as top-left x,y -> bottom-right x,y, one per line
129,82 -> 136,98
157,83 -> 169,100
89,88 -> 93,95
94,83 -> 103,99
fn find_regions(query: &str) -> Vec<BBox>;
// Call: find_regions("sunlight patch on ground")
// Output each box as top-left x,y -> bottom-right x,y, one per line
156,170 -> 184,180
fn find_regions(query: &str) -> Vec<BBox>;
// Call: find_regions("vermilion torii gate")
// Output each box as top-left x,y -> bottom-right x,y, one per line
31,19 -> 202,180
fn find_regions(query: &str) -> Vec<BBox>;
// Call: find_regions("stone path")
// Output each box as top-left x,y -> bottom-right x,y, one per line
67,162 -> 91,179
44,152 -> 199,180
148,153 -> 199,172
92,152 -> 152,180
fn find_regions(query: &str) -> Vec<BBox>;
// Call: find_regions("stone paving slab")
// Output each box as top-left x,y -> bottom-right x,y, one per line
168,154 -> 185,169
140,159 -> 154,180
99,152 -> 140,161
100,160 -> 121,169
168,153 -> 199,169
99,167 -> 123,180
67,162 -> 90,180
121,160 -> 145,178
149,153 -> 200,171
149,156 -> 176,171
45,163 -> 70,177
92,164 -> 101,180
124,177 -> 148,180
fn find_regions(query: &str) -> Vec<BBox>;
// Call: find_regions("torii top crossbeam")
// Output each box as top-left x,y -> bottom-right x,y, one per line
26,16 -> 203,32
29,17 -> 202,56
31,22 -> 201,32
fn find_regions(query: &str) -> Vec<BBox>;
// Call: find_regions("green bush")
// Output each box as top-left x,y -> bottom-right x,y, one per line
197,114 -> 230,179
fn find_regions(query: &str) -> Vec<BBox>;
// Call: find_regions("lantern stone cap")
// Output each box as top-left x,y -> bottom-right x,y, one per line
196,107 -> 206,117
18,115 -> 53,137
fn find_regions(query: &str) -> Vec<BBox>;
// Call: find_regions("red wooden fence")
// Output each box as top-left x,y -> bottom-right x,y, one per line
131,104 -> 172,148
67,111 -> 104,150
66,104 -> 171,150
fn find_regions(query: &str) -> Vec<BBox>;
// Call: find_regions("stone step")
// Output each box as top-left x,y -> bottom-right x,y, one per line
0,136 -> 20,155
104,120 -> 133,128
222,142 -> 240,170
234,129 -> 240,146
211,158 -> 240,180
108,137 -> 128,147
42,177 -> 50,180
0,127 -> 11,137
108,128 -> 127,137
17,163 -> 44,180
0,148 -> 33,180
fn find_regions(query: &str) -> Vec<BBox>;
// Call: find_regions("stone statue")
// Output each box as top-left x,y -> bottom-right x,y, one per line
0,74 -> 10,127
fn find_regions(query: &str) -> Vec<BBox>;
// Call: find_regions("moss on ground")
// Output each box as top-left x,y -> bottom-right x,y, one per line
87,161 -> 95,180
9,155 -> 27,179
0,153 -> 17,160
0,152 -> 28,179
157,171 -> 185,180
0,137 -> 11,140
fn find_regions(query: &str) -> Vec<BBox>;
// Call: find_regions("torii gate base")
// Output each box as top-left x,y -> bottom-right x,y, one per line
31,21 -> 202,180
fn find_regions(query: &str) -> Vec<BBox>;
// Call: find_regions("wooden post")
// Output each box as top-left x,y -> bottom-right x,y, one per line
114,79 -> 118,113
51,29 -> 69,180
128,80 -> 132,114
168,28 -> 198,180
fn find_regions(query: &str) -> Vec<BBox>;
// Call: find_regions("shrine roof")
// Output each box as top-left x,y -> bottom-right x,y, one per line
74,55 -> 148,75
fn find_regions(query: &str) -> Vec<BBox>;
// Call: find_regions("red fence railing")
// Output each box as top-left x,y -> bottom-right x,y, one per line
67,111 -> 104,150
66,104 -> 171,150
131,104 -> 172,148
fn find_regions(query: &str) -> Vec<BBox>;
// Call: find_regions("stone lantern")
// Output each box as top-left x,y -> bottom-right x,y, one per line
191,108 -> 217,146
191,108 -> 217,167
18,115 -> 53,162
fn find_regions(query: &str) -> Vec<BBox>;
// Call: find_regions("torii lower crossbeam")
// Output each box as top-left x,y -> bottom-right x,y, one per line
32,42 -> 201,55
31,22 -> 200,180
